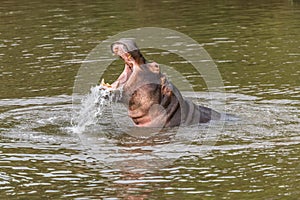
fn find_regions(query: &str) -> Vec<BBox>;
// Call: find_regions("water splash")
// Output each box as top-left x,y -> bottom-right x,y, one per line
71,85 -> 122,133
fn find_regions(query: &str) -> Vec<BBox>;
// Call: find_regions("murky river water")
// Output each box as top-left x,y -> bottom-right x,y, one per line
1,0 -> 299,199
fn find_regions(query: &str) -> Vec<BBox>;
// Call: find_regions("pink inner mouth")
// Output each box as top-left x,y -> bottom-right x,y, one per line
110,43 -> 136,89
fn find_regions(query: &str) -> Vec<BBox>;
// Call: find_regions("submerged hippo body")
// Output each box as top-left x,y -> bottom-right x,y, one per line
107,39 -> 221,128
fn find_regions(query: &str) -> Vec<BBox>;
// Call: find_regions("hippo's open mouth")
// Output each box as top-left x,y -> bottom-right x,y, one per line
108,39 -> 146,89
109,41 -> 137,89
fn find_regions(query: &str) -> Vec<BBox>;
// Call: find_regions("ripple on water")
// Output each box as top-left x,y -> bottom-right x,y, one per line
0,92 -> 299,198
0,92 -> 299,160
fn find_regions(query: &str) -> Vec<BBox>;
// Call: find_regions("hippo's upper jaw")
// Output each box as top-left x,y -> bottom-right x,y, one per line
110,39 -> 148,89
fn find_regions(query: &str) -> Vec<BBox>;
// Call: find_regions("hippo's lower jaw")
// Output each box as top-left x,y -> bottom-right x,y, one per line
105,62 -> 221,128
110,64 -> 134,89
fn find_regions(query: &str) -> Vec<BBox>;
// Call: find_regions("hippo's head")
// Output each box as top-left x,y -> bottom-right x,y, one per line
109,39 -> 183,127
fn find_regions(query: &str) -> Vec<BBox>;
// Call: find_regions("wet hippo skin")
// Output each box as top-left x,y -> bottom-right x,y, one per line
106,39 -> 221,128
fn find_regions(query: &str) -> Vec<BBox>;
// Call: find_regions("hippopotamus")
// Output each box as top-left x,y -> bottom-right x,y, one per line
103,39 -> 221,128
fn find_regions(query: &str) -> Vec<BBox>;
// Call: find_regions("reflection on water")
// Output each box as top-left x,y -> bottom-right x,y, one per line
0,0 -> 300,199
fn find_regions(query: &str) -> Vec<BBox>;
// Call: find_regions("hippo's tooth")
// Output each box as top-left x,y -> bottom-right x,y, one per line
100,78 -> 105,85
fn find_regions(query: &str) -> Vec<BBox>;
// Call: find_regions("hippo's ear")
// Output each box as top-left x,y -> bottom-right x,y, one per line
148,62 -> 160,74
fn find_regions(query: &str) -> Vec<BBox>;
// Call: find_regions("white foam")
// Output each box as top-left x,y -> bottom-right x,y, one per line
71,85 -> 122,133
